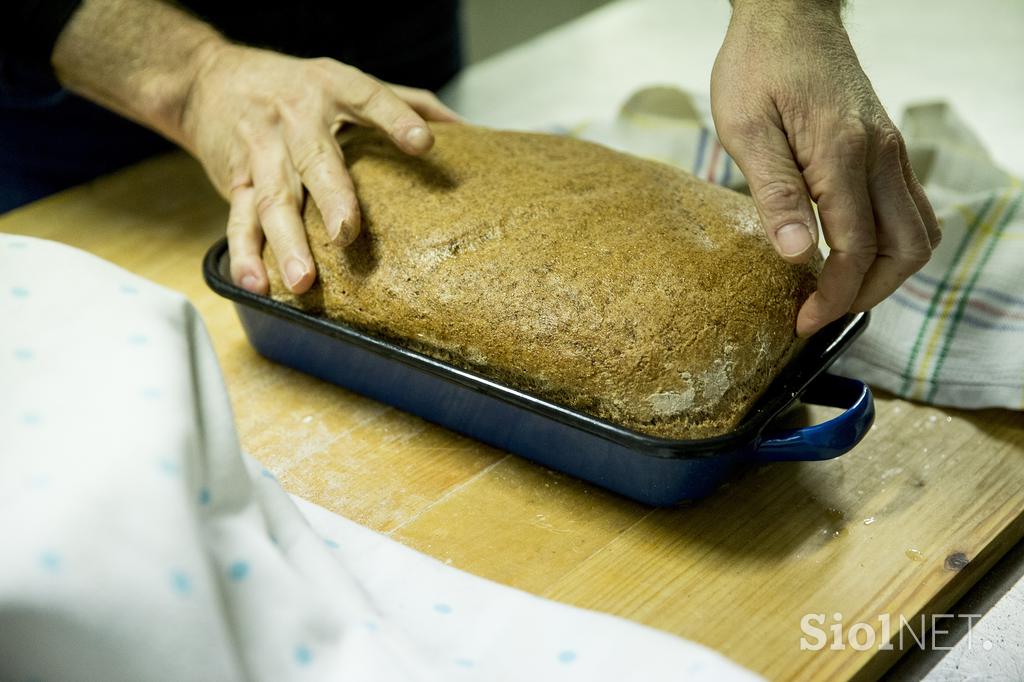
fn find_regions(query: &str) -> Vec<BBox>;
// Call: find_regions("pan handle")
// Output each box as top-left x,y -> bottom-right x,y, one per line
755,373 -> 875,462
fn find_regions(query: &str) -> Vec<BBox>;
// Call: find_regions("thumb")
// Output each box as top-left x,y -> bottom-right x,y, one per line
727,126 -> 819,262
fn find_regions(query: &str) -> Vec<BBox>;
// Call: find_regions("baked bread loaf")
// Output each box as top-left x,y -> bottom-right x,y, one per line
264,123 -> 820,439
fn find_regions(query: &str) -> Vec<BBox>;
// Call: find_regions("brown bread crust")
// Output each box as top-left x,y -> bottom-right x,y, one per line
265,123 -> 820,439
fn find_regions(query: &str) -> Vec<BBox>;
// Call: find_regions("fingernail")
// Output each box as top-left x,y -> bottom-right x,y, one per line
331,210 -> 357,243
776,223 -> 814,257
284,258 -> 307,289
404,125 -> 430,149
338,219 -> 354,244
327,215 -> 342,242
796,319 -> 818,339
240,274 -> 260,292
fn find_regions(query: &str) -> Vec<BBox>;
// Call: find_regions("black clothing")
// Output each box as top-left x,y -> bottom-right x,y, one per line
0,1 -> 462,211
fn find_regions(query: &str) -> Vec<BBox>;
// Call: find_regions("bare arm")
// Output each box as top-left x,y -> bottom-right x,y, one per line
52,0 -> 221,150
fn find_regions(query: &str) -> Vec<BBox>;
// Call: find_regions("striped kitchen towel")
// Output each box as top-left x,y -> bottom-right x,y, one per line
566,92 -> 1023,410
831,102 -> 1024,410
559,85 -> 744,189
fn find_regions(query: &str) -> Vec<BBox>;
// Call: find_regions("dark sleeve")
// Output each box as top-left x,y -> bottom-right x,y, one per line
0,0 -> 85,91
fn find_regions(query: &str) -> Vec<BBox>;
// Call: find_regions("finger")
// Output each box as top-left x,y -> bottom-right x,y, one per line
796,140 -> 877,337
249,137 -> 316,294
226,184 -> 269,294
332,65 -> 435,155
850,135 -> 933,312
286,127 -> 361,245
899,139 -> 941,248
388,84 -> 463,123
726,124 -> 819,264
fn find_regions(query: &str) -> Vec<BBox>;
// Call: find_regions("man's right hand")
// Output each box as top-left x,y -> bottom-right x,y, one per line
181,44 -> 460,295
51,0 -> 460,296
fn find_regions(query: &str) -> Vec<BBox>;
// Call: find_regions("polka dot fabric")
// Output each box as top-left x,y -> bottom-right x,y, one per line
0,234 -> 759,682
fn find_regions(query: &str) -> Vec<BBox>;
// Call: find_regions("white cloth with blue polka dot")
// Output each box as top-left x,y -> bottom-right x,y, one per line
0,234 -> 760,682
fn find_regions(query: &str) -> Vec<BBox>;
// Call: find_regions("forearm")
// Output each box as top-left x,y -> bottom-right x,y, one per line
51,0 -> 225,150
730,0 -> 841,10
728,0 -> 843,27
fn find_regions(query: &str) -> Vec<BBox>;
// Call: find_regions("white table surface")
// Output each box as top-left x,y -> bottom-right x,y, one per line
444,0 -> 1024,176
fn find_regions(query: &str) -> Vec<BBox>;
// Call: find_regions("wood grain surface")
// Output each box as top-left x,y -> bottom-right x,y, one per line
3,151 -> 1022,680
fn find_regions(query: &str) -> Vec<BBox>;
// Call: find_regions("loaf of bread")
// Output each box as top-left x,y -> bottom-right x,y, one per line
264,123 -> 820,439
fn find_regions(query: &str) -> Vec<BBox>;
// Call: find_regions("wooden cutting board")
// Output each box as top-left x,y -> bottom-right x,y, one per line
4,151 -> 1023,681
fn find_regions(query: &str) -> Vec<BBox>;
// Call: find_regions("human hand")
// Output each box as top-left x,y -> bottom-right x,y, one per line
710,0 -> 940,337
181,43 -> 460,294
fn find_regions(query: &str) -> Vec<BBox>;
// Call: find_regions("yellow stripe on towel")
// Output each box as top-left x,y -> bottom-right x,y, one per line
912,184 -> 1019,400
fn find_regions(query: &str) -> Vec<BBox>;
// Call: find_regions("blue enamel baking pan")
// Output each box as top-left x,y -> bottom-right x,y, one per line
204,238 -> 874,506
